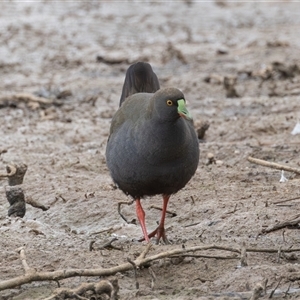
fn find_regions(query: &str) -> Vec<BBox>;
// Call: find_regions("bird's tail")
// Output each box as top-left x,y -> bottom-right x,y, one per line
119,62 -> 160,107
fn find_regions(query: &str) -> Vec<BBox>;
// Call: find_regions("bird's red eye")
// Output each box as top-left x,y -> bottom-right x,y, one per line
166,100 -> 173,106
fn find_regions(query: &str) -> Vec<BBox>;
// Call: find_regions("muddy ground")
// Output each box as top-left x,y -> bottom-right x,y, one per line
1,1 -> 300,299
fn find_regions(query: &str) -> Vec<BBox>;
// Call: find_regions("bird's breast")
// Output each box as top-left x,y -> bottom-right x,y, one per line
106,116 -> 199,197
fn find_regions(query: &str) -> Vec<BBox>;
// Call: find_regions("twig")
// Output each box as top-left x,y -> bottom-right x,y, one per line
269,277 -> 282,298
2,244 -> 300,291
283,282 -> 292,298
184,222 -> 201,228
6,163 -> 27,186
247,156 -> 300,175
0,148 -> 7,155
199,229 -> 206,238
44,279 -> 118,300
193,277 -> 213,283
127,258 -> 139,290
277,247 -> 282,263
26,196 -> 50,211
171,254 -> 239,259
262,216 -> 300,234
89,241 -> 95,251
273,196 -> 300,204
263,279 -> 268,296
17,247 -> 35,275
97,237 -> 122,251
190,195 -> 195,204
137,243 -> 152,261
98,237 -> 118,249
0,92 -> 55,108
282,230 -> 286,243
148,267 -> 156,290
0,163 -> 17,179
240,243 -> 248,267
226,203 -> 238,214
246,247 -> 300,253
58,194 -> 67,202
150,205 -> 177,217
117,200 -> 136,224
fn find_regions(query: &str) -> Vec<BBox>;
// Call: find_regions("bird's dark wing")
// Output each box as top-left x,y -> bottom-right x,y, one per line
109,93 -> 153,137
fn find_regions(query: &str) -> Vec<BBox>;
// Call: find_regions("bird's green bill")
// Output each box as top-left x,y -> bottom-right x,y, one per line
177,99 -> 193,120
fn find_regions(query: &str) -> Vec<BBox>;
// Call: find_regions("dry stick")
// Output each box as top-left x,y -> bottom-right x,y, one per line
17,247 -> 34,275
98,237 -> 118,249
277,247 -> 282,263
240,243 -> 248,267
97,237 -> 122,251
58,194 -> 67,202
273,196 -> 300,204
89,241 -> 96,251
117,200 -> 136,224
247,156 -> 300,175
194,277 -> 213,283
44,280 -> 117,300
0,148 -> 7,155
190,195 -> 195,204
0,164 -> 17,179
26,196 -> 50,211
282,230 -> 286,243
199,229 -> 206,238
226,203 -> 238,214
150,205 -> 177,217
6,163 -> 27,186
0,171 -> 12,181
246,247 -> 300,253
0,93 -> 54,105
139,242 -> 152,260
262,216 -> 300,234
263,279 -> 268,296
2,244 -> 300,291
148,267 -> 156,290
184,222 -> 201,228
284,282 -> 292,298
173,254 -> 238,260
127,258 -> 139,290
269,277 -> 282,298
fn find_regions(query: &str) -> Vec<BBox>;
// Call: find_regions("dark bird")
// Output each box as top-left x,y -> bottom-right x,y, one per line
106,62 -> 199,243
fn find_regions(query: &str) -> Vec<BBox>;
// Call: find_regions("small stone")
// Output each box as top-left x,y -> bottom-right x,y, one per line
207,153 -> 214,159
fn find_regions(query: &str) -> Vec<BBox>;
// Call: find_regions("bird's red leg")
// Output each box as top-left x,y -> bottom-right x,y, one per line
135,198 -> 150,243
147,194 -> 170,244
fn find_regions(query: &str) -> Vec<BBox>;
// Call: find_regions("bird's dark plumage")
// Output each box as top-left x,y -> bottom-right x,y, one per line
106,62 -> 199,243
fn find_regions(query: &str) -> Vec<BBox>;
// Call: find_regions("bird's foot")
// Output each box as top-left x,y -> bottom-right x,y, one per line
139,226 -> 170,245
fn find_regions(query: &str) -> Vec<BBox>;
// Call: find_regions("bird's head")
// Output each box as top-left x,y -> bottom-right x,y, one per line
152,88 -> 193,122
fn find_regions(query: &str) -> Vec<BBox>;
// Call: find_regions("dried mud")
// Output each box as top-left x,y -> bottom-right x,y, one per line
1,1 -> 300,299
